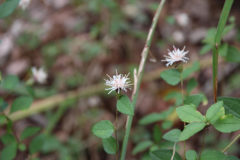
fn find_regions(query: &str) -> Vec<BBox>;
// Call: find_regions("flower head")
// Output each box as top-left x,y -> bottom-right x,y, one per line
31,67 -> 47,84
19,0 -> 31,10
162,46 -> 189,67
105,70 -> 131,94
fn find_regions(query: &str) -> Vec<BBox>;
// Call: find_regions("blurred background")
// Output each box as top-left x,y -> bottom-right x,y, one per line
0,0 -> 240,159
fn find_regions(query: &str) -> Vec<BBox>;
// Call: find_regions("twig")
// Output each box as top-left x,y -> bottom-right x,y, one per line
171,142 -> 177,160
222,134 -> 240,153
120,0 -> 166,159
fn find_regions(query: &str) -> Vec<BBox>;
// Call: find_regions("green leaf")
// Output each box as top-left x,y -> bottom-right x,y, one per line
139,107 -> 174,125
179,122 -> 206,141
92,120 -> 114,138
200,149 -> 226,160
184,94 -> 205,107
200,44 -> 213,55
1,75 -> 19,90
226,156 -> 240,160
0,0 -> 20,19
225,46 -> 240,63
160,69 -> 180,86
218,97 -> 240,119
18,143 -> 26,151
186,78 -> 198,94
206,101 -> 225,124
132,140 -> 153,155
202,28 -> 216,45
213,115 -> 240,133
182,61 -> 200,80
153,125 -> 162,143
0,133 -> 16,145
164,92 -> 183,106
186,150 -> 198,160
29,134 -> 46,154
41,135 -> 61,153
176,105 -> 206,123
0,98 -> 8,112
102,137 -> 118,155
11,96 -> 33,113
20,126 -> 41,141
162,120 -> 173,129
150,149 -> 182,160
0,142 -> 17,160
163,129 -> 181,142
117,95 -> 133,115
219,43 -> 228,57
0,115 -> 7,124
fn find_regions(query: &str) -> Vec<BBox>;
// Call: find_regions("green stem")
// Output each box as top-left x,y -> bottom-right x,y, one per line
120,0 -> 166,159
180,69 -> 186,160
212,0 -> 234,102
222,134 -> 240,153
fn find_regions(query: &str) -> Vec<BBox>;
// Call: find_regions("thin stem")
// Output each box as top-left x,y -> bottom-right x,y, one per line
115,101 -> 119,160
212,46 -> 218,103
180,70 -> 186,160
171,142 -> 177,160
222,134 -> 240,153
120,0 -> 166,159
212,0 -> 234,103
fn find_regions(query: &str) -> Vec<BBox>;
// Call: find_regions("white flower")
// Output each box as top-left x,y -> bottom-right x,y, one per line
105,70 -> 131,94
162,46 -> 189,67
19,0 -> 31,10
175,13 -> 190,27
31,67 -> 47,84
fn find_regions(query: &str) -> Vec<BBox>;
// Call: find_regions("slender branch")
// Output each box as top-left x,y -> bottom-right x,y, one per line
171,142 -> 177,160
115,94 -> 120,160
222,134 -> 240,153
180,69 -> 186,160
120,1 -> 166,159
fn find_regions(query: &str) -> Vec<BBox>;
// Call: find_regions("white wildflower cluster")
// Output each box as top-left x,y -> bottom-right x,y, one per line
31,67 -> 48,84
105,70 -> 131,94
162,46 -> 189,67
19,0 -> 31,10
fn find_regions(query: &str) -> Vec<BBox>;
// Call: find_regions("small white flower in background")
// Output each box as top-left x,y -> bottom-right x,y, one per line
31,67 -> 48,84
19,0 -> 31,10
162,46 -> 189,67
105,70 -> 131,94
175,13 -> 190,27
172,31 -> 185,43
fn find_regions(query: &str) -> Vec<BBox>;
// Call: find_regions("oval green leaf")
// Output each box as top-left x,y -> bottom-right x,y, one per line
213,115 -> 240,133
132,140 -> 153,155
11,96 -> 33,113
160,69 -> 180,86
163,129 -> 181,142
20,126 -> 41,141
0,0 -> 20,18
186,150 -> 198,160
102,137 -> 118,155
179,122 -> 206,141
218,97 -> 240,119
176,105 -> 205,123
206,101 -> 225,124
117,95 -> 133,115
150,149 -> 182,160
92,120 -> 114,139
